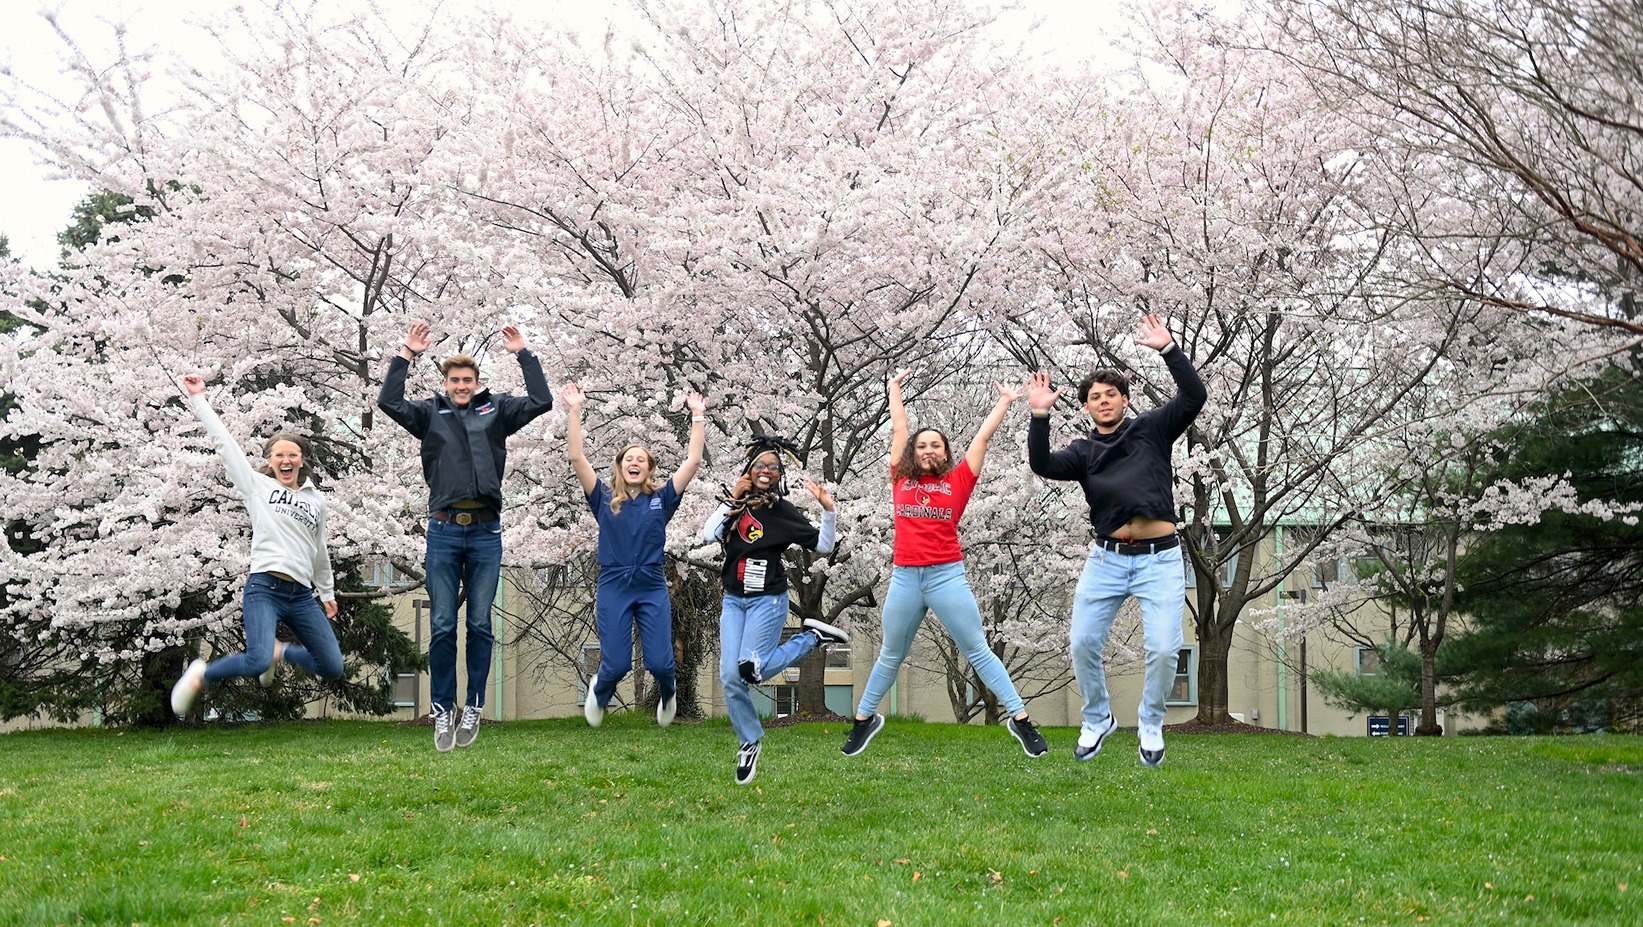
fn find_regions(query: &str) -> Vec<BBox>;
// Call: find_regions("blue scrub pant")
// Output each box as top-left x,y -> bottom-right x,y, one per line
590,566 -> 676,707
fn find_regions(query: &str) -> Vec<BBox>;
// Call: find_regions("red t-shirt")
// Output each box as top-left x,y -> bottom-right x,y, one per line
891,460 -> 978,566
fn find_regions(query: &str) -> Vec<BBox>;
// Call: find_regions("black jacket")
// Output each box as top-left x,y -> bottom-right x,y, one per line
1028,349 -> 1205,537
377,351 -> 553,514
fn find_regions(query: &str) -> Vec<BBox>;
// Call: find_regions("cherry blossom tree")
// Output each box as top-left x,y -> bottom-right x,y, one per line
1267,0 -> 1643,339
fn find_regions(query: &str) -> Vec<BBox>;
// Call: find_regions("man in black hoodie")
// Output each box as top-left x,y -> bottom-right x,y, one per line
1027,314 -> 1205,768
379,321 -> 553,752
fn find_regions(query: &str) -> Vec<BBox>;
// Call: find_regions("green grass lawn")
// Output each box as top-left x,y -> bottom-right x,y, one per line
1,716 -> 1638,926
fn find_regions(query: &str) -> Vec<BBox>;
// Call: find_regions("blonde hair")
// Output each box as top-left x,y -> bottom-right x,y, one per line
608,443 -> 658,514
440,355 -> 479,378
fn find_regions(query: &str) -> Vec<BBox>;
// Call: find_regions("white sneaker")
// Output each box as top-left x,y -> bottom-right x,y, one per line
657,693 -> 677,727
583,677 -> 604,727
170,659 -> 207,718
801,618 -> 850,646
455,704 -> 481,748
258,641 -> 285,687
1138,722 -> 1166,767
432,709 -> 456,753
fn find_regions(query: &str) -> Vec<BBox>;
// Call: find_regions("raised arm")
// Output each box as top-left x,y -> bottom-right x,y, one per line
887,368 -> 912,471
963,380 -> 1024,477
499,325 -> 555,431
1026,370 -> 1082,481
183,374 -> 259,498
803,478 -> 839,555
376,322 -> 437,437
561,383 -> 598,496
669,392 -> 709,494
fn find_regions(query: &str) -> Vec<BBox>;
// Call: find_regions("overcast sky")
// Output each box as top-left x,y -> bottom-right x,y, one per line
0,0 -> 1128,270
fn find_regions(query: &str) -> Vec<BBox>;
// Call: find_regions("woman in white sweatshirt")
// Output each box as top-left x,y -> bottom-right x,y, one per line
170,374 -> 345,718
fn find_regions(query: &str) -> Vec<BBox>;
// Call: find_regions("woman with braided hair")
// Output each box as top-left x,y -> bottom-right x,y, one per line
700,435 -> 849,785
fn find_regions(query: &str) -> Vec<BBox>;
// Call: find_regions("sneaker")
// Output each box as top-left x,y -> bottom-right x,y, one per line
735,740 -> 762,785
455,704 -> 481,748
170,658 -> 207,718
258,640 -> 285,687
802,618 -> 850,646
738,660 -> 761,685
583,677 -> 604,727
432,709 -> 456,753
1139,722 -> 1166,767
1074,714 -> 1119,762
841,714 -> 885,757
1008,715 -> 1049,758
657,693 -> 678,727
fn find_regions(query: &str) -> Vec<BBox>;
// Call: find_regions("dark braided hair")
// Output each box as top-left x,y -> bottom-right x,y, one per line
717,434 -> 804,530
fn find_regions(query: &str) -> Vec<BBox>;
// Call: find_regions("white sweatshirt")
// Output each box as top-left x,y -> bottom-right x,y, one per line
189,394 -> 335,601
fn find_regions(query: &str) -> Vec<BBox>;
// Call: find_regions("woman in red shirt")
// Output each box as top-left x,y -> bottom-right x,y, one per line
841,369 -> 1049,758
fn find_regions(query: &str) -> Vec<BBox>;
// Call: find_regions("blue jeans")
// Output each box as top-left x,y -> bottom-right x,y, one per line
205,572 -> 344,683
1070,543 -> 1186,734
718,593 -> 818,744
857,561 -> 1025,718
425,517 -> 503,713
590,566 -> 676,707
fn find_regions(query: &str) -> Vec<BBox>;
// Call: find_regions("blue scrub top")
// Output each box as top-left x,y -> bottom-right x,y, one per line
587,479 -> 682,568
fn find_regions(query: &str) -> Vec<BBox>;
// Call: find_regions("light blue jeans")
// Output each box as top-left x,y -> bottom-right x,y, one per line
425,517 -> 503,713
1070,543 -> 1186,735
205,572 -> 344,682
856,561 -> 1026,719
718,593 -> 818,744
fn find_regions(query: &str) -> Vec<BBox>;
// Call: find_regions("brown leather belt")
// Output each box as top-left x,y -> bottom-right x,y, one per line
431,509 -> 499,526
1095,534 -> 1181,555
267,571 -> 300,584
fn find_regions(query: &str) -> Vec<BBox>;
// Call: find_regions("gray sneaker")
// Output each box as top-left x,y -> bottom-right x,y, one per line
841,714 -> 885,757
432,709 -> 456,753
454,704 -> 481,748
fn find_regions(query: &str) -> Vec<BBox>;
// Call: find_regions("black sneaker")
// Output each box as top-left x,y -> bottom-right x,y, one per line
735,741 -> 762,785
1007,715 -> 1049,757
1074,714 -> 1119,762
738,660 -> 761,685
841,714 -> 885,756
802,618 -> 850,646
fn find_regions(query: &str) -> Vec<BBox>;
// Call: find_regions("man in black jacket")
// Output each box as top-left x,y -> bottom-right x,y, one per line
378,321 -> 553,752
1027,314 -> 1205,768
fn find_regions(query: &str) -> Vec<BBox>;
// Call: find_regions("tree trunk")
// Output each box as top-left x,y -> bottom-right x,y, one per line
1192,602 -> 1239,725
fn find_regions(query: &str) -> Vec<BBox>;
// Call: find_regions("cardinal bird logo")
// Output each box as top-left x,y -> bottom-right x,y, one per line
739,511 -> 765,543
916,489 -> 933,507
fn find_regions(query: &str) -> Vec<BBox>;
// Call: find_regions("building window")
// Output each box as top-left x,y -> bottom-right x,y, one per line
1312,557 -> 1344,589
1356,646 -> 1382,677
770,685 -> 799,718
1166,646 -> 1197,705
370,560 -> 399,587
825,643 -> 851,669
